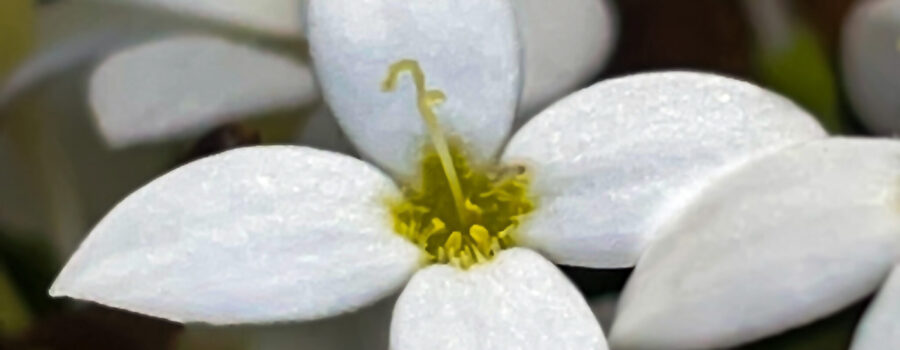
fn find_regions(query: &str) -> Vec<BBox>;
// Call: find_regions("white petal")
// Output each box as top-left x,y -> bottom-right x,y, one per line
391,248 -> 607,350
841,0 -> 900,135
295,106 -> 356,156
51,146 -> 422,324
515,0 -> 616,119
307,0 -> 522,179
89,35 -> 318,148
503,71 -> 826,268
0,0 -> 198,105
852,266 -> 900,350
610,138 -> 900,349
98,0 -> 306,38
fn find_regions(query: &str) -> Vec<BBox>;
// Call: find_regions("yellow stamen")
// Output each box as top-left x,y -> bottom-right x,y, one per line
384,60 -> 536,269
446,231 -> 462,254
382,60 -> 468,226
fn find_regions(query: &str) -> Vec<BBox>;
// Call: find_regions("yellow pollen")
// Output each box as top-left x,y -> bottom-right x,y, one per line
383,60 -> 468,226
383,59 -> 535,269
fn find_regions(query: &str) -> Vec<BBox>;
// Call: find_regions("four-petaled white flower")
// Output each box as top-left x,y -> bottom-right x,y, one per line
608,137 -> 900,349
49,0 -> 827,349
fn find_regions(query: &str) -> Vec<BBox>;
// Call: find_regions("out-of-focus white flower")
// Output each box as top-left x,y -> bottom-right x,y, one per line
101,0 -> 309,39
48,0 -> 825,349
87,35 -> 317,148
1,0 -> 319,149
609,138 -> 900,349
841,0 -> 900,135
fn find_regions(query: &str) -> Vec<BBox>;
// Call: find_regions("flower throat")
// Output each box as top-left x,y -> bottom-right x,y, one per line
383,60 -> 534,269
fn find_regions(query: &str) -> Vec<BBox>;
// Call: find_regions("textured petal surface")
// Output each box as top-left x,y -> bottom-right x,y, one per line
611,138 -> 900,349
51,146 -> 421,324
392,248 -> 607,350
307,0 -> 521,179
90,35 -> 318,148
842,0 -> 900,135
503,72 -> 826,268
852,266 -> 900,350
100,0 -> 306,38
514,0 -> 616,119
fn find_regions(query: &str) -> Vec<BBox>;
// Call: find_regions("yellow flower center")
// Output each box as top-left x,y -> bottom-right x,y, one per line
383,60 -> 535,269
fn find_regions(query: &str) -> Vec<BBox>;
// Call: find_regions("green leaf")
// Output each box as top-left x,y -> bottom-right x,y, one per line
754,24 -> 844,133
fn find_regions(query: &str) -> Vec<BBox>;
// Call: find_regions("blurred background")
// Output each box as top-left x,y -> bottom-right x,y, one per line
0,0 -> 895,349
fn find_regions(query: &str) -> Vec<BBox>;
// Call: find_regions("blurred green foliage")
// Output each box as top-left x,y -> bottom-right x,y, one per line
754,24 -> 843,133
0,0 -> 33,80
0,264 -> 30,336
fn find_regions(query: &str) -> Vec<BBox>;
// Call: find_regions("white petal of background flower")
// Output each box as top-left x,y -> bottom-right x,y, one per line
90,35 -> 318,148
851,265 -> 900,350
391,248 -> 607,350
295,106 -> 356,156
95,0 -> 307,38
503,71 -> 826,268
841,0 -> 900,135
514,0 -> 616,120
0,0 -> 200,105
51,146 -> 421,324
307,0 -> 522,179
611,138 -> 900,349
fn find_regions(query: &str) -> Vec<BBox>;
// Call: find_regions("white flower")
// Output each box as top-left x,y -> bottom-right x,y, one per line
609,138 -> 900,349
2,0 -> 617,157
841,0 -> 900,135
49,0 -> 826,349
0,0 -> 318,149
